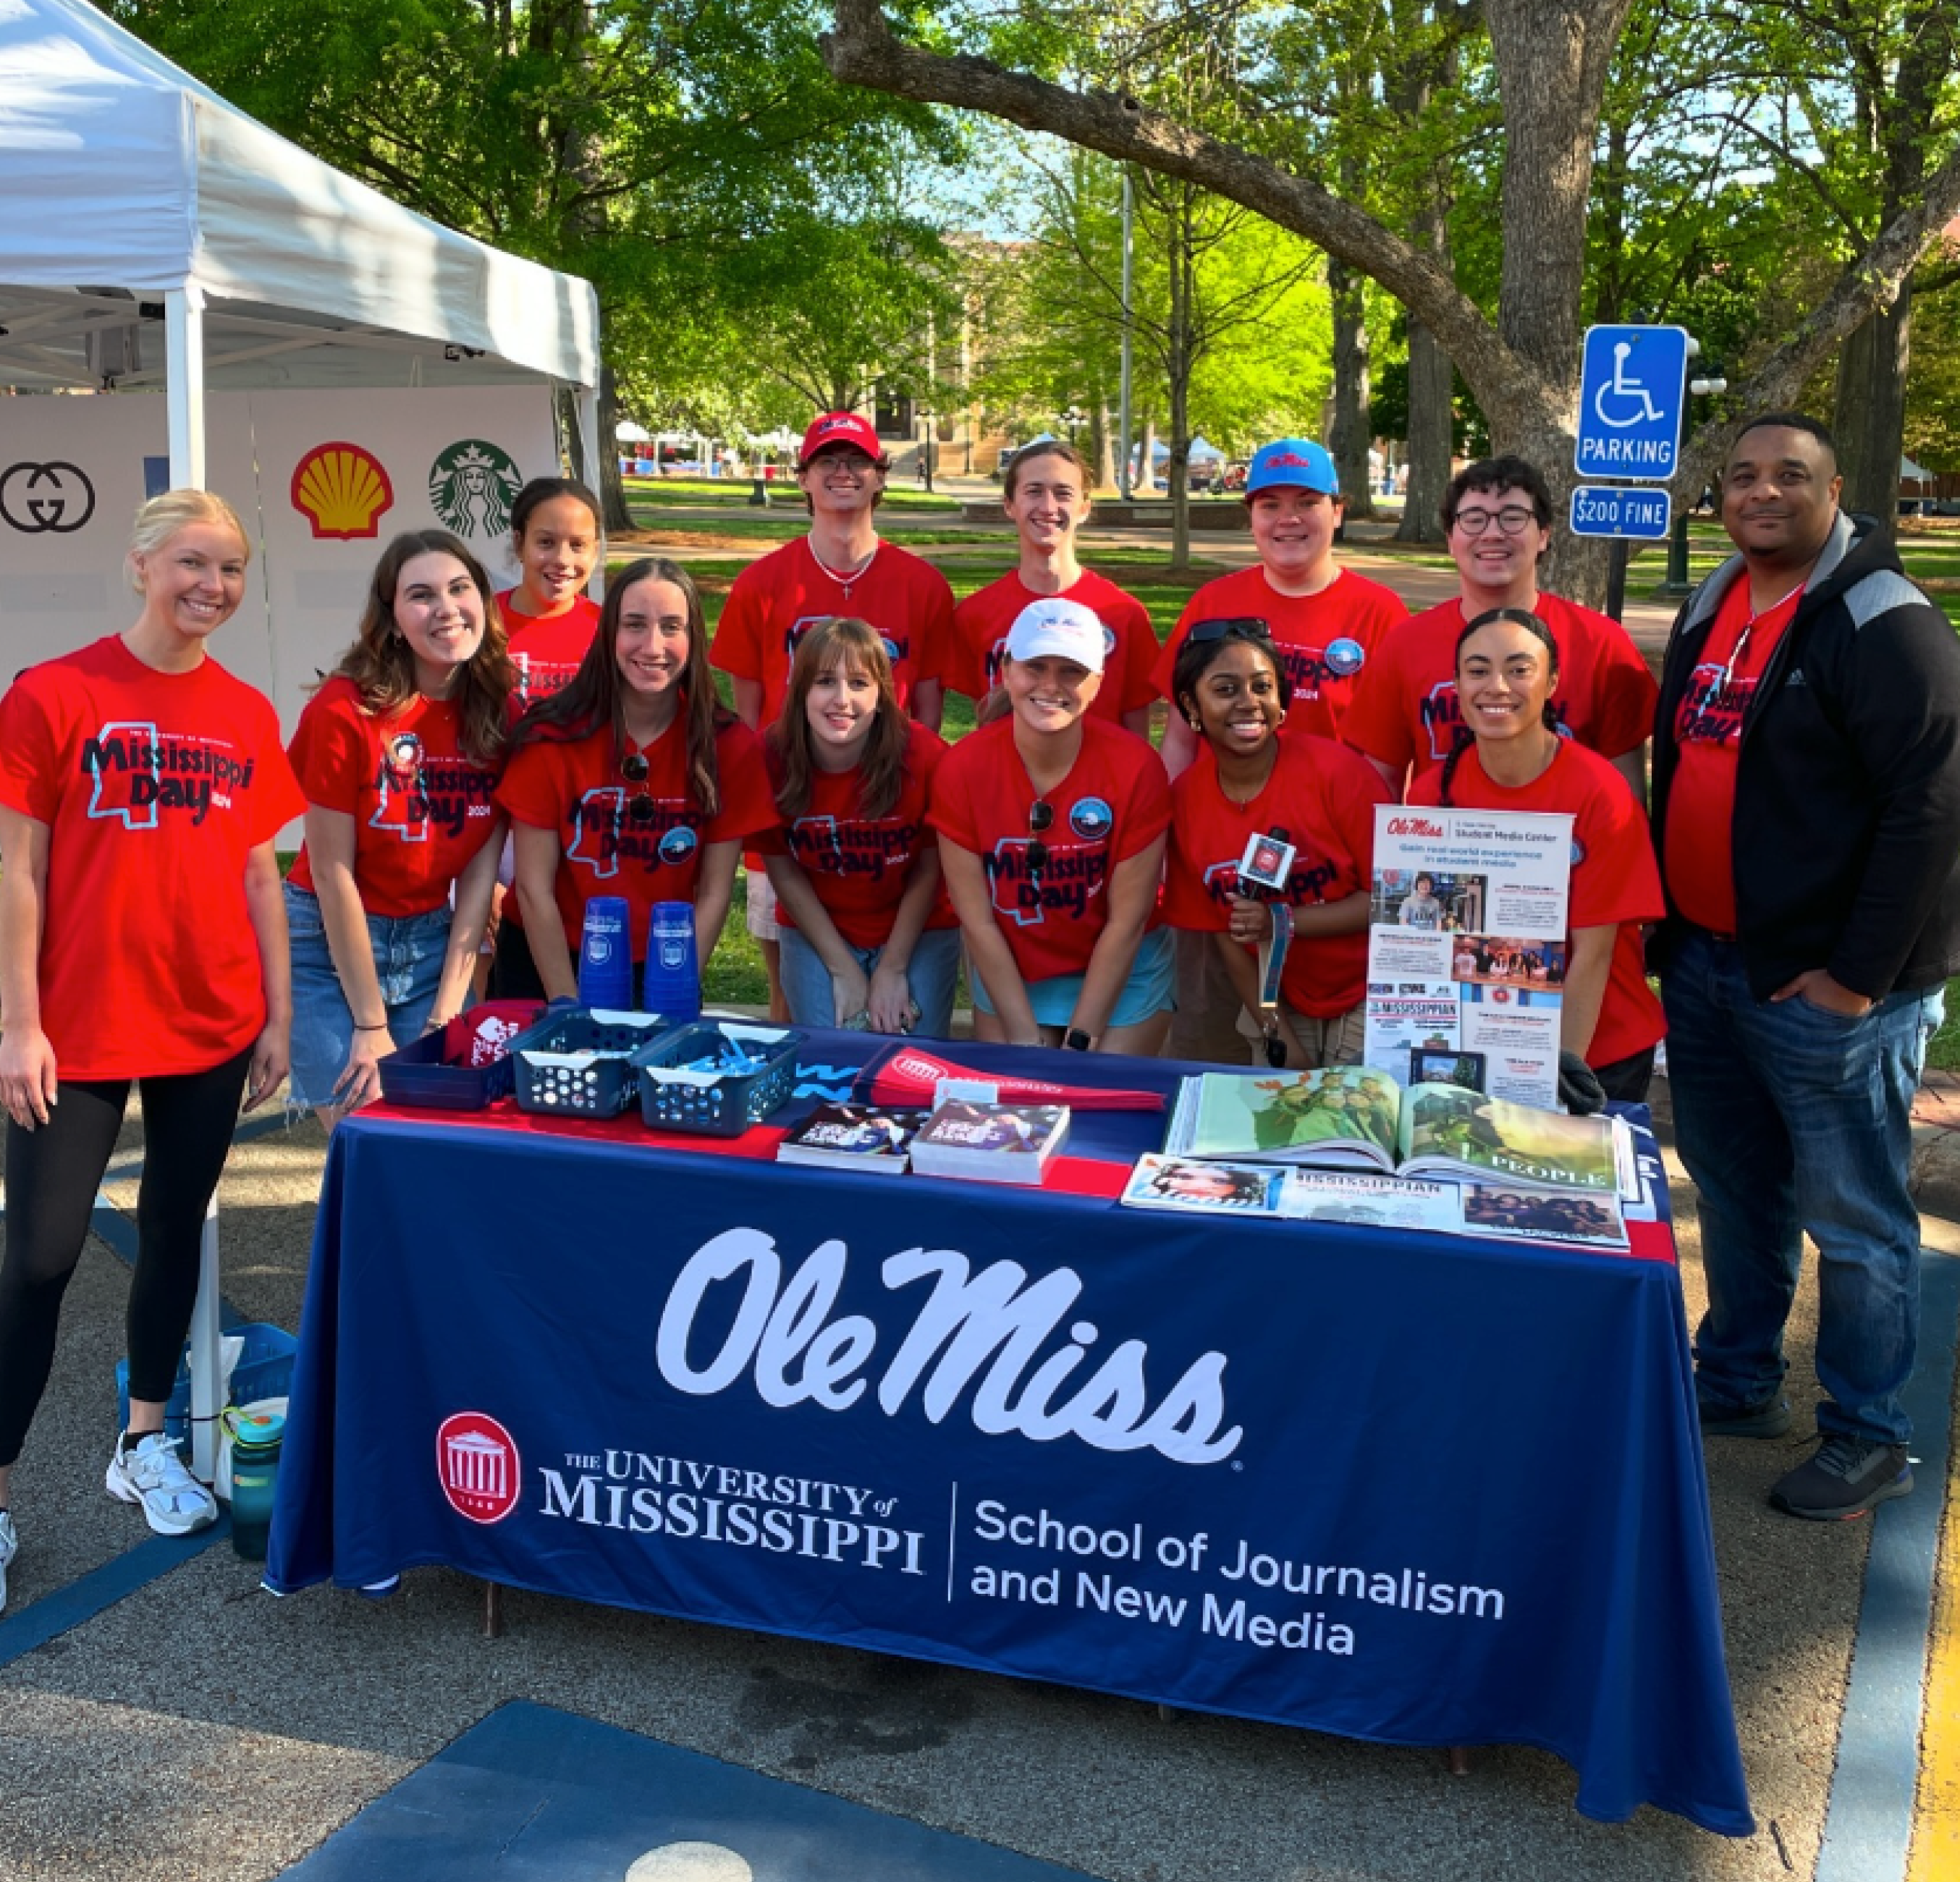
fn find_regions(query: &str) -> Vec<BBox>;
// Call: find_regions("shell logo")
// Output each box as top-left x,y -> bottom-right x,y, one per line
291,442 -> 394,540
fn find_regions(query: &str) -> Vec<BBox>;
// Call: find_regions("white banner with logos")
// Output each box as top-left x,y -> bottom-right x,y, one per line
0,386 -> 557,735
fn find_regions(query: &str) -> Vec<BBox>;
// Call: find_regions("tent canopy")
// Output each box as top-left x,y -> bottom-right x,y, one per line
0,0 -> 599,394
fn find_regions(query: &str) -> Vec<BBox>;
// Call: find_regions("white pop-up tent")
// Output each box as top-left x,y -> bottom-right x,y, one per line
0,0 -> 604,1486
0,0 -> 601,479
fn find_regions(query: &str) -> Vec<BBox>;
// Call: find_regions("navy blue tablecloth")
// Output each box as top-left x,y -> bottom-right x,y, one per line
267,1038 -> 1749,1835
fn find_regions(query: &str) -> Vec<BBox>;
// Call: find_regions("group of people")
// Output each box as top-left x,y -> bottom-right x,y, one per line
1,402 -> 1955,1619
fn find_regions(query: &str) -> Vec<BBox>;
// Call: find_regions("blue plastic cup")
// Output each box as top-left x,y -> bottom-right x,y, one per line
578,895 -> 633,1010
642,900 -> 701,1019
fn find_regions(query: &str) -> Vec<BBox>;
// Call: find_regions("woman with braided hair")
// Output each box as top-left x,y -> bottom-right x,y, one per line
1408,607 -> 1665,1105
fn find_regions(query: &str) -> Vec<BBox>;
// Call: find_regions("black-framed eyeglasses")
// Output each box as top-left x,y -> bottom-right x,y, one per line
1026,798 -> 1053,876
1450,505 -> 1538,538
619,750 -> 656,824
1187,616 -> 1273,646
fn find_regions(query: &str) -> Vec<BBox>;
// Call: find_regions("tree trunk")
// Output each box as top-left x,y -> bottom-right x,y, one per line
1096,395 -> 1118,492
596,365 -> 635,536
1397,319 -> 1454,544
1166,195 -> 1194,570
1835,292 -> 1911,533
1328,258 -> 1375,518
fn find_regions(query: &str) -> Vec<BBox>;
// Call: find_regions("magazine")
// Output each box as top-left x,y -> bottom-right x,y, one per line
1120,1158 -> 1617,1243
909,1100 -> 1071,1185
1165,1067 -> 1629,1194
776,1103 -> 930,1175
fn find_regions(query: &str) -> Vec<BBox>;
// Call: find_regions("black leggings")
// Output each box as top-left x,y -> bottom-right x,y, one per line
0,1047 -> 251,1467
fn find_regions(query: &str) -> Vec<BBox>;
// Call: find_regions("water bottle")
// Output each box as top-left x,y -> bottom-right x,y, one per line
226,1406 -> 285,1563
578,895 -> 633,1009
642,901 -> 701,1020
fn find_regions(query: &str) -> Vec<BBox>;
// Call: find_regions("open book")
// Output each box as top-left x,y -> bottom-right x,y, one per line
1164,1066 -> 1630,1194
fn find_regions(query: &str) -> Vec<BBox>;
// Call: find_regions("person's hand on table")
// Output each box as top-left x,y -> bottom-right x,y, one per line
867,961 -> 916,1034
0,1024 -> 58,1129
332,1026 -> 391,1113
1770,968 -> 1874,1018
829,959 -> 872,1029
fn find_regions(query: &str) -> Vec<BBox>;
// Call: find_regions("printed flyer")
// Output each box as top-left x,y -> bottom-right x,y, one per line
1365,806 -> 1574,1108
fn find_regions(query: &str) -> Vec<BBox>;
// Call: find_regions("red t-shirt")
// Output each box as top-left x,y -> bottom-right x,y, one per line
496,591 -> 600,704
0,636 -> 305,1080
929,717 -> 1171,984
1342,592 -> 1658,777
756,721 -> 958,947
711,538 -> 954,727
1162,736 -> 1392,1017
1151,565 -> 1407,741
1662,575 -> 1803,936
495,712 -> 776,958
284,678 -> 502,919
1408,741 -> 1665,1068
951,569 -> 1159,722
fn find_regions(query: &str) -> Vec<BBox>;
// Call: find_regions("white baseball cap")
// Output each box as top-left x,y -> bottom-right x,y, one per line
1005,597 -> 1106,674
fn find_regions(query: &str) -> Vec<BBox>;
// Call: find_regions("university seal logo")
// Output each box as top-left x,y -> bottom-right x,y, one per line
437,1411 -> 522,1524
428,439 -> 523,539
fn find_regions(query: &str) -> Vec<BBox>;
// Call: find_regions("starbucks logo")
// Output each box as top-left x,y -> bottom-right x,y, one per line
428,440 -> 523,540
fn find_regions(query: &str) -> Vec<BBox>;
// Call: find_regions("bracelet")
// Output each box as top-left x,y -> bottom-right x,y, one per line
352,1021 -> 391,1032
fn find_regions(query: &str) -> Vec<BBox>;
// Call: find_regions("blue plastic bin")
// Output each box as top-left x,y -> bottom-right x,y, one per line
114,1322 -> 297,1446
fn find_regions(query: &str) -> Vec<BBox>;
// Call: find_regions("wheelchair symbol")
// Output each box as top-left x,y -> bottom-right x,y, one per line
1593,342 -> 1665,429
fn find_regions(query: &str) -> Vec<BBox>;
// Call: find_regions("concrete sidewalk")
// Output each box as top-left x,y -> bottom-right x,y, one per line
0,1063 -> 1952,1880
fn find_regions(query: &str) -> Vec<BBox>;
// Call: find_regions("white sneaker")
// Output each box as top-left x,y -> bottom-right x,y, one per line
0,1509 -> 16,1615
106,1432 -> 218,1536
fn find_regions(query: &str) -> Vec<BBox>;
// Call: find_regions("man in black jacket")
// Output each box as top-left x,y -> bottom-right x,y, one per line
1651,412 -> 1960,1520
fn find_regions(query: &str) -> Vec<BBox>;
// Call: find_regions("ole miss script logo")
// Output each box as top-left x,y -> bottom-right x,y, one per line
437,1411 -> 522,1523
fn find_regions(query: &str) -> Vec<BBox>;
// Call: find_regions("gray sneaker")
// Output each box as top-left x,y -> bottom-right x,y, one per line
0,1509 -> 16,1616
1770,1433 -> 1912,1521
1697,1392 -> 1793,1440
106,1432 -> 218,1536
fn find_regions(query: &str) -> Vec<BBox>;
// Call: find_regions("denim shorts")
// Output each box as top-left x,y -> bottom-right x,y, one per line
778,924 -> 962,1038
285,882 -> 452,1109
970,924 -> 1175,1029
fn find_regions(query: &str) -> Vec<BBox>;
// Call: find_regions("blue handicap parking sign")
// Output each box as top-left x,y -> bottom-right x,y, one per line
1575,326 -> 1689,482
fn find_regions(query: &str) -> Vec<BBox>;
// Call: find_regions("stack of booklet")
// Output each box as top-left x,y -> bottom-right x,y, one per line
1138,1066 -> 1634,1248
776,1103 -> 930,1175
777,1096 -> 1073,1186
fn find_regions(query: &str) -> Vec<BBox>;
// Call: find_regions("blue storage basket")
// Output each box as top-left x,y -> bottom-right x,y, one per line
511,1007 -> 681,1118
114,1322 -> 297,1445
376,1000 -> 545,1110
633,1021 -> 805,1136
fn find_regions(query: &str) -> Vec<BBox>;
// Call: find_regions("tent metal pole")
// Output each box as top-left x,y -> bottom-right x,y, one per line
577,381 -> 604,594
164,284 -> 207,488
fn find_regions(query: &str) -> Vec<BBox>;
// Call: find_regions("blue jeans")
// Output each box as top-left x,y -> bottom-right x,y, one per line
285,883 -> 452,1109
1663,929 -> 1943,1444
778,924 -> 962,1039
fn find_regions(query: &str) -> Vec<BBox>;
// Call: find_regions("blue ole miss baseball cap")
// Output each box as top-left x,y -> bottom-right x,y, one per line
1244,438 -> 1340,498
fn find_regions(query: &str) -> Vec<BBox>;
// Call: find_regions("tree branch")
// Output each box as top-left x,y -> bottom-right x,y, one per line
819,0 -> 1546,419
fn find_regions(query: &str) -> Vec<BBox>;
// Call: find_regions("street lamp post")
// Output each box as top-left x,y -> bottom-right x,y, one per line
918,410 -> 935,494
1661,370 -> 1728,595
1061,405 -> 1086,446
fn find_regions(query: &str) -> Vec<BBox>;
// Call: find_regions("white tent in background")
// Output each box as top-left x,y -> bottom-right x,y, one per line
0,0 -> 602,1490
0,0 -> 601,485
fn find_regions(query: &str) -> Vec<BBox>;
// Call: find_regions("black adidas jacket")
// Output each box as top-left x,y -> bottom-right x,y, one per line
1650,512 -> 1960,1001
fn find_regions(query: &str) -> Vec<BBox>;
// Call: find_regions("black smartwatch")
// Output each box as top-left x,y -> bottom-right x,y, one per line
1063,1028 -> 1093,1052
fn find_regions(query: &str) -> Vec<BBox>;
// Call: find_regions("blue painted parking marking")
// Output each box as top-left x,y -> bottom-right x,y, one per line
278,1700 -> 1100,1880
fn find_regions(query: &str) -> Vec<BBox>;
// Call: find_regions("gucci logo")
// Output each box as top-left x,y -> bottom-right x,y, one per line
0,461 -> 97,534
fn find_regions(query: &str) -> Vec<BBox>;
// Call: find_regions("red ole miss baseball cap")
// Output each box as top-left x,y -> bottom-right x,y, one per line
799,412 -> 884,466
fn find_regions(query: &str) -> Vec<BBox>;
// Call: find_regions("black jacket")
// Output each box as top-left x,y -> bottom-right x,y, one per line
1651,512 -> 1960,1001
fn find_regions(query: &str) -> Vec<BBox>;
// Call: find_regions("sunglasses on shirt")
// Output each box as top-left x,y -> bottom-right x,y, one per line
618,751 -> 657,824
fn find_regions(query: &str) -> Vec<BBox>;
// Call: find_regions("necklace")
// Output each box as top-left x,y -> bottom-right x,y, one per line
808,539 -> 879,600
1687,580 -> 1805,736
1218,751 -> 1277,807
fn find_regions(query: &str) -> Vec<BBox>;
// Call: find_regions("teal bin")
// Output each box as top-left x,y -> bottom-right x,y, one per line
114,1322 -> 297,1445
